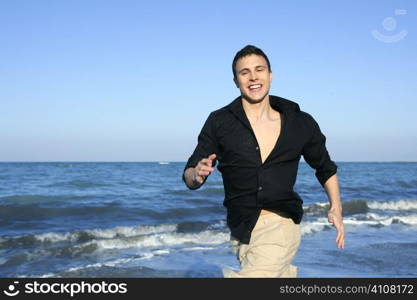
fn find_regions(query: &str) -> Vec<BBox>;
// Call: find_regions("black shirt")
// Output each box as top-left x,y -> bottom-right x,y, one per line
182,95 -> 338,244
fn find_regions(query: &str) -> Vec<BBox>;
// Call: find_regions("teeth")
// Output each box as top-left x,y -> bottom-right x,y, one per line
249,85 -> 261,89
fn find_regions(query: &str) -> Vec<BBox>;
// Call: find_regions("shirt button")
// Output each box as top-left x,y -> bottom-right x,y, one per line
258,186 -> 263,191
255,146 -> 259,151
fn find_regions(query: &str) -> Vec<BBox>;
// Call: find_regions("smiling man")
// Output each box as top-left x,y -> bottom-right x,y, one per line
183,45 -> 344,277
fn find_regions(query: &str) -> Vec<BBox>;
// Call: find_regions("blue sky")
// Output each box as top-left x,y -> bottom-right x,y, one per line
1,0 -> 416,162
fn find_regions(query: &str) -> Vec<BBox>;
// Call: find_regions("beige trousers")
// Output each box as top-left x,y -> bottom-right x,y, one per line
223,212 -> 301,278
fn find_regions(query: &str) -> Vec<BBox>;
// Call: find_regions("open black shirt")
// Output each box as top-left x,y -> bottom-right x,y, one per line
183,95 -> 338,244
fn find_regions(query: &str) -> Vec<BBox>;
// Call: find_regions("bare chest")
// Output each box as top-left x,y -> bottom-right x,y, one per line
249,116 -> 282,164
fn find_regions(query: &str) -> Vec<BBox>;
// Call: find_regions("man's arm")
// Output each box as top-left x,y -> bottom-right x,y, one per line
301,113 -> 345,248
324,173 -> 345,249
183,112 -> 219,190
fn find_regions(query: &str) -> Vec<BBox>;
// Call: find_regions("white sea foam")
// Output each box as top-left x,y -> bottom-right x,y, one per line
57,251 -> 167,275
30,224 -> 178,244
93,230 -> 229,250
85,224 -> 177,238
40,273 -> 56,278
183,247 -> 216,251
302,202 -> 328,212
304,199 -> 417,213
153,249 -> 170,255
138,252 -> 155,260
301,221 -> 328,235
368,199 -> 417,211
338,213 -> 417,227
65,258 -> 136,273
208,219 -> 227,230
395,215 -> 417,225
356,213 -> 417,226
300,213 -> 417,235
35,232 -> 73,243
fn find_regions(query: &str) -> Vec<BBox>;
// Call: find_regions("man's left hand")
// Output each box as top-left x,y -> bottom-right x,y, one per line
328,209 -> 345,249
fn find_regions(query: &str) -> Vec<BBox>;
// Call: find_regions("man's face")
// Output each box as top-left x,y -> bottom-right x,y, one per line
234,54 -> 272,103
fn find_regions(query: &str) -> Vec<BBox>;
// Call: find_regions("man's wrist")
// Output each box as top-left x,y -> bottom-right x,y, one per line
329,205 -> 342,214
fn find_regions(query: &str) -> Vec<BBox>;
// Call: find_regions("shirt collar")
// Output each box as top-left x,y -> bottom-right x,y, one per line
227,95 -> 297,130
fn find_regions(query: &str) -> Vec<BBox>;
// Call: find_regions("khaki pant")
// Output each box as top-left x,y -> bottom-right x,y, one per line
223,212 -> 301,278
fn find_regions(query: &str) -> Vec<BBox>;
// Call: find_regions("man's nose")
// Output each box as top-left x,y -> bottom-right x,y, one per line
249,71 -> 258,80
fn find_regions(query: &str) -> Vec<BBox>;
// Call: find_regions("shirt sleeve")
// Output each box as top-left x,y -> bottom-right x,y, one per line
301,114 -> 337,187
182,112 -> 219,189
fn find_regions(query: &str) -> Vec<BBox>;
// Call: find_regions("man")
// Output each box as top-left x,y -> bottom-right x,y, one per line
182,45 -> 344,278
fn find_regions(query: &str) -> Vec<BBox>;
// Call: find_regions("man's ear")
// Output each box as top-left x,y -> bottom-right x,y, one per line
233,77 -> 239,88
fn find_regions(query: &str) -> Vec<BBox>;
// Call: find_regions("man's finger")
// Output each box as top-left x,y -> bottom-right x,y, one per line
208,154 -> 217,160
336,234 -> 341,247
196,163 -> 215,177
337,235 -> 345,249
328,215 -> 333,224
197,170 -> 211,176
336,231 -> 342,244
336,229 -> 345,249
200,158 -> 213,167
200,165 -> 214,172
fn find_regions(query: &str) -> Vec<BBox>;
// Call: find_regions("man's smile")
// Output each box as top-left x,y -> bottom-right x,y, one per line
248,84 -> 262,92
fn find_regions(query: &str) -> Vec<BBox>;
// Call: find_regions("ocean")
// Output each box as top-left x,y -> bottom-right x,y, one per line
0,162 -> 416,278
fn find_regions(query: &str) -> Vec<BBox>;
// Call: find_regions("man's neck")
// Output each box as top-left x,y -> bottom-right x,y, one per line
241,95 -> 275,122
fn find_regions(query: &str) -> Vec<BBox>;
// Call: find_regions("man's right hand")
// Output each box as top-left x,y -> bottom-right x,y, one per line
193,154 -> 217,184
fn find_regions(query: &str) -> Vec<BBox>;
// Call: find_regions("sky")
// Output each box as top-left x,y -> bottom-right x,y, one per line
1,0 -> 416,162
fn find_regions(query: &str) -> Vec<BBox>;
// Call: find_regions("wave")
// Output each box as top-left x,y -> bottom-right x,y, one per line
0,224 -> 178,247
177,221 -> 212,233
0,220 -> 226,248
368,199 -> 417,211
44,245 -> 216,277
92,230 -> 229,250
3,209 -> 416,249
0,230 -> 228,268
42,263 -> 165,278
304,200 -> 369,216
300,213 -> 417,235
0,242 -> 99,268
303,199 -> 417,217
2,207 -> 416,251
0,223 -> 201,267
345,213 -> 417,226
397,179 -> 417,188
300,220 -> 332,235
2,213 -> 416,270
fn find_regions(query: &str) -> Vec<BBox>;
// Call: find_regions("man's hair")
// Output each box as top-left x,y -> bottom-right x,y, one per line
232,45 -> 272,79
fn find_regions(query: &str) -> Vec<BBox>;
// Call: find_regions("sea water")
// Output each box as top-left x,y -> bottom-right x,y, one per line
0,162 -> 416,277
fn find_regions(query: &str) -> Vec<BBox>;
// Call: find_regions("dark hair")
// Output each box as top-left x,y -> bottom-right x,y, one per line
232,45 -> 271,78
